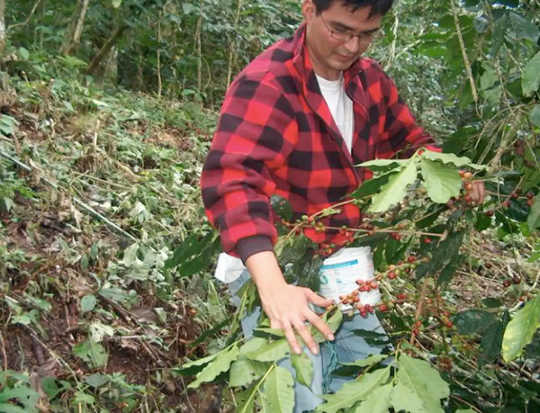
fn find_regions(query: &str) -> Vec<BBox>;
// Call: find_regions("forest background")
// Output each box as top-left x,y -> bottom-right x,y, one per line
0,0 -> 538,412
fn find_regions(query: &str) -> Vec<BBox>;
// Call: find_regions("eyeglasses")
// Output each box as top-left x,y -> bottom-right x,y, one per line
319,13 -> 382,44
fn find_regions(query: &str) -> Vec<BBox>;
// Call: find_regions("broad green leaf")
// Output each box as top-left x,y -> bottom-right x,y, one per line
261,366 -> 294,413
420,159 -> 461,203
80,294 -> 96,313
527,194 -> 540,230
368,160 -> 417,212
254,327 -> 285,338
339,353 -> 388,369
358,158 -> 407,169
508,11 -> 539,42
174,350 -> 220,376
229,359 -> 269,387
453,309 -> 497,335
0,387 -> 39,413
352,172 -> 392,199
522,51 -> 540,97
188,345 -> 240,388
72,340 -> 108,368
244,339 -> 290,362
530,105 -> 540,127
421,151 -> 484,169
312,307 -> 343,343
84,373 -> 109,388
480,317 -> 507,364
390,354 -> 449,413
240,337 -> 268,355
353,383 -> 393,413
236,383 -> 257,413
0,402 -> 32,413
291,352 -> 313,387
315,367 -> 390,412
502,295 -> 540,362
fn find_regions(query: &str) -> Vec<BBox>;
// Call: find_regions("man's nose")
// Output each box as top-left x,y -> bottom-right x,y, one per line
342,36 -> 362,54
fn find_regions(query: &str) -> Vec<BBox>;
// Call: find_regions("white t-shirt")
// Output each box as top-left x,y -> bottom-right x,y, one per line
316,73 -> 354,153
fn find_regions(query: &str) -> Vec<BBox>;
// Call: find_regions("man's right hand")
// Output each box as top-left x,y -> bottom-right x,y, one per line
245,251 -> 335,355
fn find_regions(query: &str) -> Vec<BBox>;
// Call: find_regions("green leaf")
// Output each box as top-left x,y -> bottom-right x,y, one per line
244,339 -> 290,362
368,160 -> 417,212
312,307 -> 343,343
358,158 -> 407,170
112,0 -> 122,8
479,316 -> 507,364
507,12 -> 539,42
453,309 -> 497,335
421,151 -> 485,170
72,340 -> 108,368
253,327 -> 285,338
420,159 -> 462,203
353,383 -> 393,413
390,354 -> 450,413
84,373 -> 109,388
502,295 -> 540,362
229,359 -> 269,387
351,172 -> 392,199
188,345 -> 240,388
236,383 -> 257,413
529,105 -> 540,127
17,47 -> 30,61
41,377 -> 68,400
527,194 -> 540,230
261,366 -> 294,413
291,351 -> 313,387
315,367 -> 391,412
0,387 -> 39,413
80,295 -> 96,313
522,51 -> 540,97
0,402 -> 32,413
239,337 -> 268,355
338,353 -> 388,369
174,348 -> 222,376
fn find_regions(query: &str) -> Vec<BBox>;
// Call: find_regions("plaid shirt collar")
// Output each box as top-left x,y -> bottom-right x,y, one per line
290,24 -> 370,169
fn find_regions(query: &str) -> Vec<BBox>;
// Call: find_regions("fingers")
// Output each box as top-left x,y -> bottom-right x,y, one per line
282,323 -> 303,355
305,309 -> 334,342
470,181 -> 486,204
292,319 -> 319,355
305,288 -> 334,308
270,313 -> 323,355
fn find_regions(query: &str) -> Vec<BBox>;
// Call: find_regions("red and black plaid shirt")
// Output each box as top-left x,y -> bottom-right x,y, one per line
201,24 -> 435,259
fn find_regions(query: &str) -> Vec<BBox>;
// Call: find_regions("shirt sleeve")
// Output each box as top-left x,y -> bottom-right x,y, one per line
200,75 -> 297,257
376,70 -> 439,158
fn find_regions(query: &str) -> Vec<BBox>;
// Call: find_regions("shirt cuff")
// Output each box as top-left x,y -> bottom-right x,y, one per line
236,235 -> 274,263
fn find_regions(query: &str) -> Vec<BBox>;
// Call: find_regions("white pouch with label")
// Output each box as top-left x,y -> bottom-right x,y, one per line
214,252 -> 245,283
318,247 -> 380,311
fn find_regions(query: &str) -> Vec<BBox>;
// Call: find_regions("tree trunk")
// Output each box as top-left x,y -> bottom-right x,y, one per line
61,0 -> 90,55
157,13 -> 162,97
103,46 -> 118,83
0,0 -> 6,56
87,25 -> 127,76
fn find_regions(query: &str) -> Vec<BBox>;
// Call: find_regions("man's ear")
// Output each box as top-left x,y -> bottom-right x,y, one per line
302,0 -> 315,22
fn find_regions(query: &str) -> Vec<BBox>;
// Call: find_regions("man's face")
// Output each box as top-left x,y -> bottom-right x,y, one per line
302,0 -> 383,80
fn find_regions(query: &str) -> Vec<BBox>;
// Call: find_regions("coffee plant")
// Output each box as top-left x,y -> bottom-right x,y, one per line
177,149 -> 539,412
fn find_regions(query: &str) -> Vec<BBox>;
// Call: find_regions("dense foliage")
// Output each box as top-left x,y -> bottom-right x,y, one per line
0,0 -> 538,412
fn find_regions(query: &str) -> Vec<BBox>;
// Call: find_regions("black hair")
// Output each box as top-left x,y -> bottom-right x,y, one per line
312,0 -> 394,17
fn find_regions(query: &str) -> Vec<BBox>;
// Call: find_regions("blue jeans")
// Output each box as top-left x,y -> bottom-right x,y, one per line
228,270 -> 389,413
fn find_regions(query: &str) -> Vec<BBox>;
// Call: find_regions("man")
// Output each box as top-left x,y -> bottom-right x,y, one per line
201,0 -> 483,409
